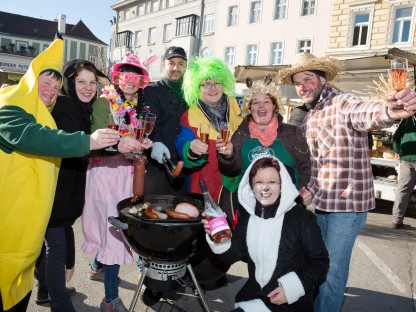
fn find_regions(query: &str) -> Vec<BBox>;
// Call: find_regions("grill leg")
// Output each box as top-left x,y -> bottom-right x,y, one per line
186,264 -> 211,312
129,260 -> 150,311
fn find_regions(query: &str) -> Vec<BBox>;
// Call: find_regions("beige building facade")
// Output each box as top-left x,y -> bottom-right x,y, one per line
109,0 -> 332,86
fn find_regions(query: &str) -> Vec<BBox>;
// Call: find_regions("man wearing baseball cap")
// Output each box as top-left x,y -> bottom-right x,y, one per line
143,46 -> 189,198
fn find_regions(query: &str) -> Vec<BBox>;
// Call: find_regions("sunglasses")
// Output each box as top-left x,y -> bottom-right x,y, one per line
111,71 -> 150,88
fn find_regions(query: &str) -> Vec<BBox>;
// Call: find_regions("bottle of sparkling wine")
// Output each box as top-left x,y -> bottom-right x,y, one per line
199,180 -> 232,243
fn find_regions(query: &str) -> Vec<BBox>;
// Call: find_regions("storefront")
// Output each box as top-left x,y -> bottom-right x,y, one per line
0,53 -> 30,86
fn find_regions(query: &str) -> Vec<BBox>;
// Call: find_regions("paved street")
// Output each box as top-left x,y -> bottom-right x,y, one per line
27,200 -> 416,312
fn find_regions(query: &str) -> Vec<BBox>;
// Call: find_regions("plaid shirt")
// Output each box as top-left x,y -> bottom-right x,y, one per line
302,84 -> 397,212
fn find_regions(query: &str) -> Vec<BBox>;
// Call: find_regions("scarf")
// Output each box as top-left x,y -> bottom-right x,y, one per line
198,94 -> 228,131
164,77 -> 183,97
249,115 -> 279,147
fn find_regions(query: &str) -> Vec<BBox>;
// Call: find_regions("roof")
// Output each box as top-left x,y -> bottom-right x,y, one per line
234,48 -> 416,96
0,11 -> 106,45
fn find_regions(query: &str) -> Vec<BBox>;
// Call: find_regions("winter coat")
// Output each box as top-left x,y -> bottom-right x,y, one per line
207,156 -> 329,312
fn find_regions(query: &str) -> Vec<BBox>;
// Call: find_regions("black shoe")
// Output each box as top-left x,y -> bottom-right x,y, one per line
393,222 -> 404,229
141,288 -> 163,306
34,286 -> 76,305
35,285 -> 49,305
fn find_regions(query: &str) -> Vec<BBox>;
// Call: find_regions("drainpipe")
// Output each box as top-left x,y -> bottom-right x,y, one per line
195,0 -> 205,56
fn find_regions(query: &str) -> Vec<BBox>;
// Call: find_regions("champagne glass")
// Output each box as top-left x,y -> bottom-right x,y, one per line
143,113 -> 156,139
219,122 -> 230,154
134,120 -> 145,156
200,123 -> 210,143
389,57 -> 408,91
389,57 -> 408,110
105,114 -> 119,152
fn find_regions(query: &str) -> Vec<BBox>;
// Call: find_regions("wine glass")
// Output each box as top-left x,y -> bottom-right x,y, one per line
105,114 -> 119,152
143,113 -> 156,139
389,58 -> 408,91
200,123 -> 210,143
389,57 -> 408,110
219,122 -> 230,154
133,120 -> 145,156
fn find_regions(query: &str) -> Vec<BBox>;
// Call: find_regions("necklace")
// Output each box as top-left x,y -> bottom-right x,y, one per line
102,85 -> 141,136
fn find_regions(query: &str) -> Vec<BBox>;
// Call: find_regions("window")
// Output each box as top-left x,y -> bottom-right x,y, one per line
250,1 -> 261,23
164,24 -> 173,41
301,0 -> 316,16
115,31 -> 132,48
134,30 -> 142,46
201,47 -> 211,57
225,46 -> 235,67
274,0 -> 287,20
270,42 -> 283,64
124,10 -> 130,21
203,14 -> 215,33
151,1 -> 159,12
246,44 -> 258,65
298,40 -> 311,53
138,5 -> 145,16
176,15 -> 198,37
228,6 -> 238,27
392,7 -> 413,44
352,13 -> 369,46
148,27 -> 156,44
166,0 -> 174,8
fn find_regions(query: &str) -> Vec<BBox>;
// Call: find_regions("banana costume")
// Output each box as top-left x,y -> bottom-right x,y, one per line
0,38 -> 64,310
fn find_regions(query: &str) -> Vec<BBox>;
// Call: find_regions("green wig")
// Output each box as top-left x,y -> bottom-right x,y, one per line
182,56 -> 236,108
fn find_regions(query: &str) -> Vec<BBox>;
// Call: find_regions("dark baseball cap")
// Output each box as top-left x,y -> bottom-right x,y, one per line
164,46 -> 187,61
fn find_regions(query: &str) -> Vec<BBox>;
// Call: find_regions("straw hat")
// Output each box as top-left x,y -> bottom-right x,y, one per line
278,52 -> 344,84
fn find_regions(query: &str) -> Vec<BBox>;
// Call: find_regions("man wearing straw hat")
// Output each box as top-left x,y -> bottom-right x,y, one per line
279,52 -> 416,312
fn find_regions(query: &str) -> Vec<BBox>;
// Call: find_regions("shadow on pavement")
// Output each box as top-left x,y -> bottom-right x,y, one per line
343,287 -> 416,312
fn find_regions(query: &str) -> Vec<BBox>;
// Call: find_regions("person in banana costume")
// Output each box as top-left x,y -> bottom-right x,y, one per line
0,34 -> 123,311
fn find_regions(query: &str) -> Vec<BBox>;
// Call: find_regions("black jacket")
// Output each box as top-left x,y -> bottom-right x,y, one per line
209,156 -> 329,312
143,79 -> 189,195
48,95 -> 91,227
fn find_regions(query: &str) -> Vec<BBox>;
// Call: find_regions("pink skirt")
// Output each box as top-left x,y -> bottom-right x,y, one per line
81,154 -> 134,265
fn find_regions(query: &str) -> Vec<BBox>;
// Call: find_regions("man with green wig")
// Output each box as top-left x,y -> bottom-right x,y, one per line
0,35 -> 120,312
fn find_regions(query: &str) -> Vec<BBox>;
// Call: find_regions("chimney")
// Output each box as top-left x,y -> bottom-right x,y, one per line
58,14 -> 66,34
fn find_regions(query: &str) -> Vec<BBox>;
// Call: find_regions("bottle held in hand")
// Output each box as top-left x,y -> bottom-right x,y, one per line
200,180 -> 232,243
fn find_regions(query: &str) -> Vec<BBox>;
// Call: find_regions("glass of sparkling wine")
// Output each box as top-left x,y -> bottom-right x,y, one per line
389,57 -> 408,109
106,114 -> 119,151
219,122 -> 230,154
200,123 -> 210,144
134,120 -> 145,155
144,113 -> 156,139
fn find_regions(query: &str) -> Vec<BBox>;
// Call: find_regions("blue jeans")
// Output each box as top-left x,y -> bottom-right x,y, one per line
91,254 -> 120,302
392,160 -> 416,224
314,212 -> 367,312
35,227 -> 76,312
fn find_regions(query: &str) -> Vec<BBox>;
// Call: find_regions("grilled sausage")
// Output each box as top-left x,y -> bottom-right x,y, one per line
145,206 -> 158,219
171,161 -> 184,178
166,207 -> 190,220
145,206 -> 168,220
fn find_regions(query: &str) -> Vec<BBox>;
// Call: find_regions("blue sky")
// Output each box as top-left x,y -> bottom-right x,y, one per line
2,0 -> 114,44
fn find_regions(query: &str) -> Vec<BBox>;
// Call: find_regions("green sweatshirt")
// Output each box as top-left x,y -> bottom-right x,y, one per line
392,116 -> 416,163
0,105 -> 90,156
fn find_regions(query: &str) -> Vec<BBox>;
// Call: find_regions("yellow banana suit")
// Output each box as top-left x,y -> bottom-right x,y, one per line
0,37 -> 63,310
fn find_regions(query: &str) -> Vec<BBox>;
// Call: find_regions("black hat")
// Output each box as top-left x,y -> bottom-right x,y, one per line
164,46 -> 187,61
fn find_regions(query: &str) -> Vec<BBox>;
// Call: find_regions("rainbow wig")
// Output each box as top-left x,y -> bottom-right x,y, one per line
182,56 -> 236,108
